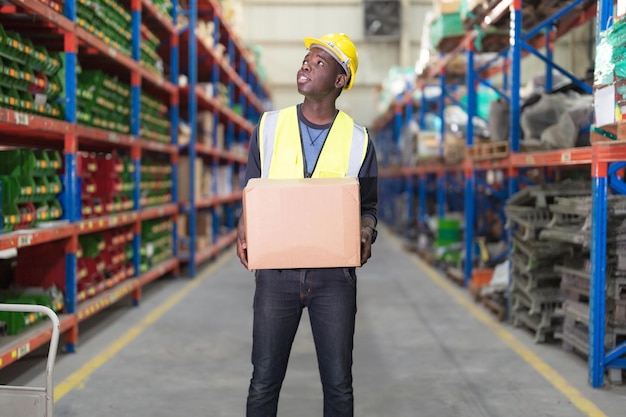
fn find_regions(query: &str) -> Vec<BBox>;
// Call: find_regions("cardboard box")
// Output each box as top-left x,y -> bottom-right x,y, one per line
178,156 -> 203,202
433,0 -> 461,15
243,178 -> 361,269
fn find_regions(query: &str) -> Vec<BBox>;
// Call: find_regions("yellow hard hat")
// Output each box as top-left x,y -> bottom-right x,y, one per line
304,33 -> 358,90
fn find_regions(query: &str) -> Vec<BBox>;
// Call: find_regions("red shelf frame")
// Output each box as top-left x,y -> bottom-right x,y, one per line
0,224 -> 75,251
509,147 -> 593,167
76,212 -> 139,234
76,258 -> 178,322
140,203 -> 179,220
0,314 -> 77,369
4,0 -> 75,32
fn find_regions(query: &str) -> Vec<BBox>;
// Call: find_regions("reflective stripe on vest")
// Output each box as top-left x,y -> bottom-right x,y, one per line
259,106 -> 368,179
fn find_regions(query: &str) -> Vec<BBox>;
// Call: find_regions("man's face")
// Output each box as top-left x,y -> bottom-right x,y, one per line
297,47 -> 345,97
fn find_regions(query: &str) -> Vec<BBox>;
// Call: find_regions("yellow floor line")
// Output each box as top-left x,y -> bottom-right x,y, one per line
54,251 -> 235,402
385,229 -> 607,417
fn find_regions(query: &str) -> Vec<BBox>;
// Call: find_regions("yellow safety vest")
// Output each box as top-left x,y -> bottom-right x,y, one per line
258,106 -> 368,179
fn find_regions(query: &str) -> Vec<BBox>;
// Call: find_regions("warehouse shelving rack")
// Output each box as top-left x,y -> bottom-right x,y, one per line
0,0 -> 181,369
376,0 -> 626,387
178,0 -> 269,277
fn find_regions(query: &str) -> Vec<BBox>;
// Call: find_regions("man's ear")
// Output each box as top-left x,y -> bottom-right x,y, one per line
335,73 -> 347,89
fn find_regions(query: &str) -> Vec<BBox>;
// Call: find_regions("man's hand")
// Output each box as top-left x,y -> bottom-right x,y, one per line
237,217 -> 249,270
360,226 -> 373,265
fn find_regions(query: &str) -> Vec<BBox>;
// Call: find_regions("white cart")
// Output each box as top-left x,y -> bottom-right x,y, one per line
0,304 -> 60,417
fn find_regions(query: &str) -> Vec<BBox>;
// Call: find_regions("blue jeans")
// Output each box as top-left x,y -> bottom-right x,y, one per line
246,267 -> 357,417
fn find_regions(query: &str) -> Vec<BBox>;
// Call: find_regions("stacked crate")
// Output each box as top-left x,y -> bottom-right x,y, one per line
505,182 -> 590,343
76,228 -> 135,299
77,153 -> 134,218
77,0 -> 132,56
140,158 -> 172,208
0,287 -> 64,335
0,24 -> 64,118
119,156 -> 136,212
78,70 -> 130,133
541,196 -> 626,383
0,149 -> 63,232
151,0 -> 174,19
141,92 -> 170,143
141,25 -> 164,76
141,218 -> 173,273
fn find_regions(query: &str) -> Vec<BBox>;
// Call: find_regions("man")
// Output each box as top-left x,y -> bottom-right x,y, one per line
237,33 -> 378,417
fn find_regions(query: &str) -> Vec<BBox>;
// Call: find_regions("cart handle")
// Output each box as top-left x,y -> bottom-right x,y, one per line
0,303 -> 60,416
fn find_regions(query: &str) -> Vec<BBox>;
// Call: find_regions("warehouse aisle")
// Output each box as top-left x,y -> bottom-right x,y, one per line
3,227 -> 625,416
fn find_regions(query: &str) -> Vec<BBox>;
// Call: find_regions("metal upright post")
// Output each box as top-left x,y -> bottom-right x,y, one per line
437,171 -> 446,219
131,0 -> 142,289
589,0 -> 614,388
225,39 -> 236,232
63,0 -> 78,353
438,65 -> 446,219
590,158 -> 608,387
419,174 -> 427,224
439,62 -> 446,158
509,0 -> 522,197
419,86 -> 427,130
171,2 -> 180,260
211,15 -> 221,246
464,45 -> 476,286
188,0 -> 198,277
406,96 -> 415,229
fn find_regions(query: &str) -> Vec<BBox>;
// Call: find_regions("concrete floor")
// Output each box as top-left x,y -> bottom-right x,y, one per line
2,226 -> 625,416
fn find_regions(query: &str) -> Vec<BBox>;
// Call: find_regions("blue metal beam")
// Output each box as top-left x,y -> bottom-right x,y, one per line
476,49 -> 508,74
604,342 -> 626,367
419,175 -> 427,223
477,77 -> 509,102
437,173 -> 446,219
589,174 -> 608,388
521,42 -> 592,94
188,0 -> 198,277
439,68 -> 446,158
464,48 -> 476,286
509,3 -> 522,153
523,0 -> 585,41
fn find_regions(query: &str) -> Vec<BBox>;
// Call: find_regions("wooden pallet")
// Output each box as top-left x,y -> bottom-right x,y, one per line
468,281 -> 482,301
445,267 -> 464,287
481,295 -> 507,322
466,141 -> 509,161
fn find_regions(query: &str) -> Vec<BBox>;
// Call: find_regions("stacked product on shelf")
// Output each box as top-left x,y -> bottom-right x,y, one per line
536,195 -> 626,383
77,69 -> 131,133
141,217 -> 173,273
140,157 -> 173,208
76,152 -> 134,218
0,149 -> 63,232
505,182 -> 590,343
76,228 -> 135,300
141,92 -> 171,143
595,11 -> 626,136
119,155 -> 136,212
0,24 -> 64,118
0,286 -> 63,335
141,25 -> 164,76
77,0 -> 132,55
177,210 -> 213,254
10,226 -> 134,306
151,0 -> 174,18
